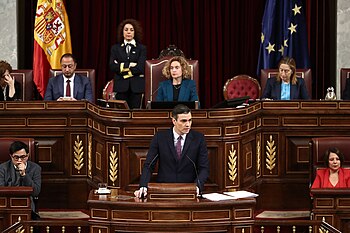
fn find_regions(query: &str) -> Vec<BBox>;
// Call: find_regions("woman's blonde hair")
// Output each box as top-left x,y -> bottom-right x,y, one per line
162,56 -> 191,79
277,57 -> 297,85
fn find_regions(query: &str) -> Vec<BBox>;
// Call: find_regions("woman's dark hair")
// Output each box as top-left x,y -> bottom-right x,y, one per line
0,60 -> 12,77
323,147 -> 344,168
117,19 -> 143,43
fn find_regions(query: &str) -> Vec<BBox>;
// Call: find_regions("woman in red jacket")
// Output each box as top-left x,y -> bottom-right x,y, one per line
311,147 -> 350,188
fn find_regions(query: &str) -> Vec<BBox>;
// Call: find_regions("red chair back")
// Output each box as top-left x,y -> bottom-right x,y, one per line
223,75 -> 261,100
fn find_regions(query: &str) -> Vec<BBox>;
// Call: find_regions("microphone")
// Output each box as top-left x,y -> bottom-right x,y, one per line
149,86 -> 161,101
140,154 -> 159,199
185,154 -> 202,198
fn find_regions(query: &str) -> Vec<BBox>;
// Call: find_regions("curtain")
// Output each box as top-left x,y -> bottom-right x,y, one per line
20,0 -> 335,107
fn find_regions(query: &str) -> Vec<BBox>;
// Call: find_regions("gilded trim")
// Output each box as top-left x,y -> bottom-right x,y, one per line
109,146 -> 119,186
74,135 -> 84,173
265,135 -> 276,174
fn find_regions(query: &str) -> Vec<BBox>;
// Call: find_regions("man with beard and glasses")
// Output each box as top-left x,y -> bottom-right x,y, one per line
44,53 -> 93,102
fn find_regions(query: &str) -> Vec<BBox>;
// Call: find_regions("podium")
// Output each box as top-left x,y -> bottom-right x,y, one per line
0,187 -> 33,231
147,183 -> 197,200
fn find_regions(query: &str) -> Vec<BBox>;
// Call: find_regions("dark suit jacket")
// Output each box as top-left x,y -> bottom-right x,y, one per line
0,81 -> 21,101
261,77 -> 310,100
109,42 -> 147,93
139,128 -> 209,191
156,79 -> 199,102
343,78 -> 350,100
0,160 -> 41,211
44,74 -> 93,102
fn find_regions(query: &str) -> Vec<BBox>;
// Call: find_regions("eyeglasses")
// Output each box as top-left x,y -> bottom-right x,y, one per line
11,154 -> 28,160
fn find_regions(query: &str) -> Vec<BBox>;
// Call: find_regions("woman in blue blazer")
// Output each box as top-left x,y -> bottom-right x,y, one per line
261,57 -> 310,100
156,56 -> 199,104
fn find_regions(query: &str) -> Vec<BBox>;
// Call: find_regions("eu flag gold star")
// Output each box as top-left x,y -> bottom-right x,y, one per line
292,4 -> 301,16
278,45 -> 284,55
261,32 -> 265,43
266,43 -> 275,54
288,23 -> 297,34
284,39 -> 288,47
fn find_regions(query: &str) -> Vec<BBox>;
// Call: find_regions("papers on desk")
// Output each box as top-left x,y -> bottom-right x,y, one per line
202,193 -> 236,201
203,191 -> 258,201
223,190 -> 259,199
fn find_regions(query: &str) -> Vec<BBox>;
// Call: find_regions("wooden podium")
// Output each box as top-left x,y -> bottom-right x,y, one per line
147,183 -> 197,200
0,187 -> 33,231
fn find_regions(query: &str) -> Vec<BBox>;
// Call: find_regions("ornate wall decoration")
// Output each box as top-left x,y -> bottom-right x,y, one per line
88,133 -> 92,178
74,135 -> 84,173
265,135 -> 276,174
109,145 -> 119,186
256,134 -> 261,177
228,144 -> 238,183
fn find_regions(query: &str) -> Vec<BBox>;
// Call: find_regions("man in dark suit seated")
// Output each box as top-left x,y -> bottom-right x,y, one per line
134,104 -> 209,198
0,141 -> 41,212
44,53 -> 93,102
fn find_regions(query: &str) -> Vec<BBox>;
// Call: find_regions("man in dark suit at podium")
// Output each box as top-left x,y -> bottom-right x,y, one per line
134,104 -> 209,198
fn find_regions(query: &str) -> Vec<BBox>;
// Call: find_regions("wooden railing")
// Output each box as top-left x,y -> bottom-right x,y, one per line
255,219 -> 341,233
2,220 -> 89,233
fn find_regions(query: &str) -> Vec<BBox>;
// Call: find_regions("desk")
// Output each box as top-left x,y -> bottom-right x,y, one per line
1,101 -> 350,211
88,190 -> 256,233
0,187 -> 32,231
311,189 -> 350,232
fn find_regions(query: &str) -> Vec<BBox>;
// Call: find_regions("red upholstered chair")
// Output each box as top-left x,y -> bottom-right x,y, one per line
0,138 -> 37,164
260,69 -> 312,98
340,68 -> 350,99
309,137 -> 350,186
11,70 -> 34,101
223,75 -> 261,100
144,56 -> 199,105
49,69 -> 96,103
102,80 -> 114,100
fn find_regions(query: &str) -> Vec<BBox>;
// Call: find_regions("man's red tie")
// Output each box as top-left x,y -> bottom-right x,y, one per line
66,80 -> 71,97
176,136 -> 182,159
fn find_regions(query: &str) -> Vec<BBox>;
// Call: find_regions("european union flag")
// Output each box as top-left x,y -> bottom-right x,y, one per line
257,0 -> 310,75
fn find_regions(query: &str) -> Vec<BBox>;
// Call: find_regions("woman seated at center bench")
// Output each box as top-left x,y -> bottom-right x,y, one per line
261,56 -> 310,100
311,147 -> 350,188
156,56 -> 199,103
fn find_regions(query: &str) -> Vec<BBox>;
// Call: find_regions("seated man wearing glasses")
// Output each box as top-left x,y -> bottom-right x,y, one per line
0,141 -> 41,212
261,56 -> 310,100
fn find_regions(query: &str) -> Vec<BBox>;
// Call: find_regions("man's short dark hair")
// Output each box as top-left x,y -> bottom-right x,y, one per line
60,53 -> 77,63
172,104 -> 191,120
9,141 -> 29,155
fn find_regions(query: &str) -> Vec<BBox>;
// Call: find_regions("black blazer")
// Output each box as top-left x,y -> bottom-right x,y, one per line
139,128 -> 209,191
261,77 -> 310,100
0,81 -> 21,101
109,42 -> 147,93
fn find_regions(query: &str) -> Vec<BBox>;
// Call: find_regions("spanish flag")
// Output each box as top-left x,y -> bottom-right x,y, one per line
33,0 -> 72,98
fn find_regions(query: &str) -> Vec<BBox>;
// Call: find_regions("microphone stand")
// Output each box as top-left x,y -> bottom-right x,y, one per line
185,154 -> 203,198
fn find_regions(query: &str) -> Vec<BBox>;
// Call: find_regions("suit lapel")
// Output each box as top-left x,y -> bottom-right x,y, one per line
181,130 -> 192,159
178,80 -> 187,101
58,75 -> 64,97
167,129 -> 178,161
166,80 -> 173,101
276,82 -> 282,99
73,75 -> 80,98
